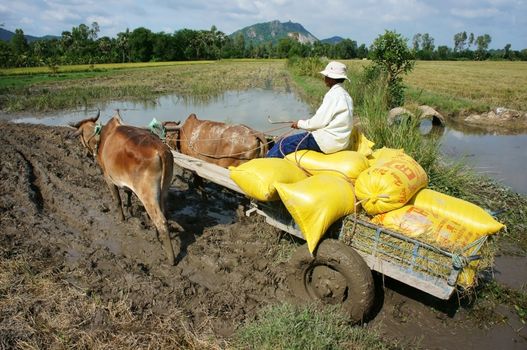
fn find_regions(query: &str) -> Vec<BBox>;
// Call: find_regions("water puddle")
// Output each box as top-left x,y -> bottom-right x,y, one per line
440,129 -> 527,195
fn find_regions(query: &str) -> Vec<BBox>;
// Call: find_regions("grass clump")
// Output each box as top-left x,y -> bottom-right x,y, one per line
0,249 -> 223,350
233,303 -> 396,350
468,281 -> 527,326
347,65 -> 440,175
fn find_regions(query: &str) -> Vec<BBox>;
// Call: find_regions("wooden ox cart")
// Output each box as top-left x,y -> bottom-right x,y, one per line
171,151 -> 487,323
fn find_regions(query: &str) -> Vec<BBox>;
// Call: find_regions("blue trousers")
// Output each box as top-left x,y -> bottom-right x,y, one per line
266,132 -> 322,158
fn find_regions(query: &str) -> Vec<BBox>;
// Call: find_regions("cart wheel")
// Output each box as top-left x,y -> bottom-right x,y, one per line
287,239 -> 374,323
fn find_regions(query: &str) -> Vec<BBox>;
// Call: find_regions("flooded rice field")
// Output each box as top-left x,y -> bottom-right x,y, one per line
11,89 -> 527,194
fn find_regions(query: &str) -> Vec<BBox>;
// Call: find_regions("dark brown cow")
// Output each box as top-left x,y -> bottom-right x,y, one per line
163,113 -> 269,168
72,110 -> 180,265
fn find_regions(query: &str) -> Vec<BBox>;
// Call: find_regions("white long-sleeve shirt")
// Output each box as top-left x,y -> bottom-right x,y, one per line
297,83 -> 353,154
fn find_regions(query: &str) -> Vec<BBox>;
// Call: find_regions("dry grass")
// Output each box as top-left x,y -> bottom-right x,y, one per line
0,250 -> 224,350
405,61 -> 527,112
343,59 -> 527,113
0,60 -> 292,112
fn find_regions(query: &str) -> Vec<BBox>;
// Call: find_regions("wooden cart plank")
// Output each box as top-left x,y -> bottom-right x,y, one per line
171,151 -> 244,194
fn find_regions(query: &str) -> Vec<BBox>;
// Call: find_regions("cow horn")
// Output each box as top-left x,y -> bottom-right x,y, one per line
68,128 -> 83,139
164,125 -> 182,131
162,120 -> 182,131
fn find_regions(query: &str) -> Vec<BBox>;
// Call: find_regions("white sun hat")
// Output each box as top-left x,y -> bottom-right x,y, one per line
320,61 -> 350,81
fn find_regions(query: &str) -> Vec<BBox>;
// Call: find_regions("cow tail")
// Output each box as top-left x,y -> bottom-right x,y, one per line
160,149 -> 174,206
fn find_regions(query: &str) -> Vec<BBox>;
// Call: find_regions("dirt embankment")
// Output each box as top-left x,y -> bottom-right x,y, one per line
1,122 -> 526,349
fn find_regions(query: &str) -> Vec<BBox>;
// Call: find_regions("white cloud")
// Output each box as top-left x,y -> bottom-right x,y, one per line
20,17 -> 34,25
450,7 -> 501,18
42,9 -> 81,22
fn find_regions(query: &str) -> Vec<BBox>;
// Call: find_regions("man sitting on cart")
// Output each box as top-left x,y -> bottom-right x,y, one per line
266,61 -> 354,158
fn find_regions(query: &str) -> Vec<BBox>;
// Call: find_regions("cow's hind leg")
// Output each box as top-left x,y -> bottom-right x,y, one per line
106,179 -> 125,221
140,195 -> 176,265
124,188 -> 134,217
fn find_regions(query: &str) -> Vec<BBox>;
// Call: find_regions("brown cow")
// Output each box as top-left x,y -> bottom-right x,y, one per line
71,110 -> 180,265
163,113 -> 269,168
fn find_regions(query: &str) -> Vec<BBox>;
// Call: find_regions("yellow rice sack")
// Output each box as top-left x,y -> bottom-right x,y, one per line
411,189 -> 504,236
372,205 -> 486,288
285,150 -> 369,181
275,175 -> 356,253
371,205 -> 434,238
367,147 -> 405,167
229,158 -> 308,201
355,153 -> 428,215
349,127 -> 375,157
371,205 -> 483,251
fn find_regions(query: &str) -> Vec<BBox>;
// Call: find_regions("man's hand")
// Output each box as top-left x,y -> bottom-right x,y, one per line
291,121 -> 299,129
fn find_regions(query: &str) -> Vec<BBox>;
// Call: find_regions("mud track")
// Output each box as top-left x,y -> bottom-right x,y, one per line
1,122 -> 525,348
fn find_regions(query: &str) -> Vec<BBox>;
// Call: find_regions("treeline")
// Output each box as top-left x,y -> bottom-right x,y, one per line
1,23 -> 526,68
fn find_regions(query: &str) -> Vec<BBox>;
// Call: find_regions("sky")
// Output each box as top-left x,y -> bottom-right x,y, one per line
1,0 -> 526,50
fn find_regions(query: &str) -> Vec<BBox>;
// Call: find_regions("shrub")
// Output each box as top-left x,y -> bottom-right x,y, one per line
369,30 -> 415,107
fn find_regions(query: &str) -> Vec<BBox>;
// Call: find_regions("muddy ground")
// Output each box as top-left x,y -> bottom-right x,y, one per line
1,121 -> 526,349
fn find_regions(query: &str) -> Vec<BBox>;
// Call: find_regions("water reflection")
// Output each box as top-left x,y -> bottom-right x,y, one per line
13,89 -> 311,137
448,118 -> 527,136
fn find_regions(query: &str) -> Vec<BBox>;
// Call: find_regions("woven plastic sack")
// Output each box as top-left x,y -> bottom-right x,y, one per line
349,127 -> 375,157
411,189 -> 504,236
372,205 -> 483,287
371,205 -> 434,238
372,205 -> 484,250
275,174 -> 356,253
229,158 -> 307,201
367,147 -> 405,167
355,153 -> 428,215
285,150 -> 369,181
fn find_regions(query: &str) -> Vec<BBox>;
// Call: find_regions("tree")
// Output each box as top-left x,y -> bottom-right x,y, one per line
436,45 -> 450,60
233,33 -> 245,58
116,29 -> 130,62
369,30 -> 415,107
412,33 -> 422,51
129,27 -> 153,62
475,34 -> 492,60
11,29 -> 29,55
453,31 -> 467,52
0,40 -> 14,68
334,39 -> 357,59
468,32 -> 475,49
357,44 -> 368,59
11,29 -> 29,66
89,22 -> 100,41
277,38 -> 294,58
503,43 -> 512,59
421,33 -> 434,51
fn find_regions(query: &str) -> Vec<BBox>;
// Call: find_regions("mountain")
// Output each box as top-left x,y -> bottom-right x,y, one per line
0,28 -> 59,43
229,20 -> 318,45
321,36 -> 345,44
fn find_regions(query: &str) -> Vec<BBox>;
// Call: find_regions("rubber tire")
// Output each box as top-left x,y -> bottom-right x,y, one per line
287,239 -> 375,323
